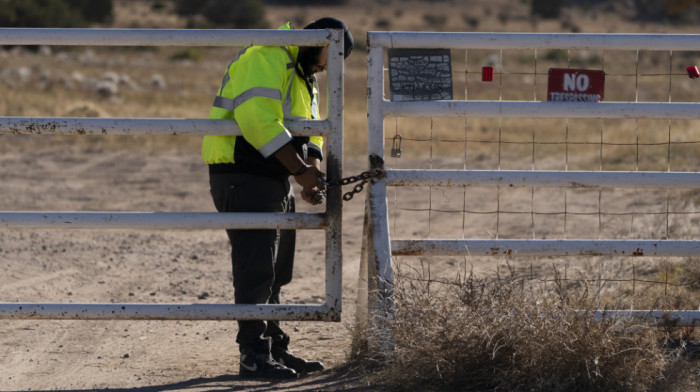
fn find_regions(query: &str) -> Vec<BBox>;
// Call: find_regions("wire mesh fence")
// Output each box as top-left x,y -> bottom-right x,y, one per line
379,44 -> 700,307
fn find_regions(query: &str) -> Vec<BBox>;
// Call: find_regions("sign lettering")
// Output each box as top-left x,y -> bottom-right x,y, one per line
388,48 -> 453,102
547,68 -> 605,102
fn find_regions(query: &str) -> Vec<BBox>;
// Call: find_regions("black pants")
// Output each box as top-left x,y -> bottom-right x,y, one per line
210,172 -> 295,354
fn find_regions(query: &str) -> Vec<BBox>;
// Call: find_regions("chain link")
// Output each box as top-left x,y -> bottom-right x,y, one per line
314,168 -> 385,202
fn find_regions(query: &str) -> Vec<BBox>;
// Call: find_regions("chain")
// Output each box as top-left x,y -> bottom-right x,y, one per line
338,168 -> 386,201
314,168 -> 386,202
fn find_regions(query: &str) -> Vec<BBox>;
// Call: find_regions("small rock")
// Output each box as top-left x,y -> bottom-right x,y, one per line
71,71 -> 85,83
79,49 -> 97,65
95,80 -> 118,98
1,67 -> 31,87
150,74 -> 166,90
119,74 -> 140,90
39,46 -> 52,56
101,71 -> 119,84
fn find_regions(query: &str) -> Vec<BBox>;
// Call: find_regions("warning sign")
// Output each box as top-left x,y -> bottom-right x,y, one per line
547,68 -> 605,102
388,48 -> 453,102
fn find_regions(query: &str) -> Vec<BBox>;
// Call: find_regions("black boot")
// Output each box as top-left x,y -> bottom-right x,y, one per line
271,347 -> 325,374
240,350 -> 297,379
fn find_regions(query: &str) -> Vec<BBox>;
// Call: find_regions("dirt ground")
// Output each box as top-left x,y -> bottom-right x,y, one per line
1,139 -> 698,391
0,145 -> 375,391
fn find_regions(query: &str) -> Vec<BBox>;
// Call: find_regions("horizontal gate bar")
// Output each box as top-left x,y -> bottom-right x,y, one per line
391,239 -> 700,257
382,101 -> 700,119
0,212 -> 326,230
0,28 -> 332,47
0,117 -> 329,136
0,303 -> 337,321
595,310 -> 700,327
370,32 -> 700,51
385,170 -> 700,189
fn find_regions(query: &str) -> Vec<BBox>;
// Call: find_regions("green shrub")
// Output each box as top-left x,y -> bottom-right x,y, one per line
66,0 -> 113,24
422,13 -> 447,29
202,0 -> 267,28
175,0 -> 267,29
532,0 -> 562,19
636,0 -> 696,21
168,47 -> 202,62
174,0 -> 206,16
262,0 -> 348,5
0,4 -> 17,26
0,0 -> 84,27
375,18 -> 391,30
0,0 -> 113,28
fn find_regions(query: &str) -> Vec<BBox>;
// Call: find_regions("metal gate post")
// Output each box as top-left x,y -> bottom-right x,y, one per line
359,35 -> 396,354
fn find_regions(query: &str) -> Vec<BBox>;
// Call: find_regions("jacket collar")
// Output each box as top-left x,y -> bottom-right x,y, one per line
279,22 -> 299,62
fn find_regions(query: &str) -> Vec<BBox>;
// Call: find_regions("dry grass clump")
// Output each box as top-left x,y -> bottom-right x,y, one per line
358,264 -> 689,392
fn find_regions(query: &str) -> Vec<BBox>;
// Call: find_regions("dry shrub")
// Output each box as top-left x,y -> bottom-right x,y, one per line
62,101 -> 110,118
361,264 -> 681,392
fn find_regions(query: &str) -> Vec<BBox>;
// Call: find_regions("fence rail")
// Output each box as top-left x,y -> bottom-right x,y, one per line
369,32 -> 700,50
382,101 -> 700,119
385,170 -> 700,189
0,27 -> 334,47
0,212 -> 326,230
0,117 -> 330,136
391,239 -> 700,257
0,303 -> 336,321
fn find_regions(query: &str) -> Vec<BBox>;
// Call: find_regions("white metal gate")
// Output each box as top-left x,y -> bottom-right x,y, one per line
0,28 -> 345,321
361,32 -> 700,328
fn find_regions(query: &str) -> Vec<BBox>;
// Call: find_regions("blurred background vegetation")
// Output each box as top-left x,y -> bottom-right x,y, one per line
0,0 -> 113,28
0,0 -> 698,30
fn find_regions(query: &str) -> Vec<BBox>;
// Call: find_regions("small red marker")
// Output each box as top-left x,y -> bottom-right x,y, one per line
687,66 -> 699,79
482,66 -> 493,82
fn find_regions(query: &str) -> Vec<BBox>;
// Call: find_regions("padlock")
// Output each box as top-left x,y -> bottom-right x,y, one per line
687,66 -> 699,79
390,134 -> 402,158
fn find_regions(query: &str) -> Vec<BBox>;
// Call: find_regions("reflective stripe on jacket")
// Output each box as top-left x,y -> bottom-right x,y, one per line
202,22 -> 324,175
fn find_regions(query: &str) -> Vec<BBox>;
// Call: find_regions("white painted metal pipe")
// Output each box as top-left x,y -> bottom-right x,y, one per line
0,212 -> 326,230
0,303 -> 335,321
369,183 -> 395,287
324,30 -> 344,313
383,101 -> 700,119
391,239 -> 700,257
0,28 -> 332,47
370,32 -> 700,51
0,117 -> 330,136
385,170 -> 700,189
368,41 -> 387,159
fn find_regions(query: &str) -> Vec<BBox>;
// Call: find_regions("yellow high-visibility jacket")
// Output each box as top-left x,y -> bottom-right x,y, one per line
202,22 -> 323,178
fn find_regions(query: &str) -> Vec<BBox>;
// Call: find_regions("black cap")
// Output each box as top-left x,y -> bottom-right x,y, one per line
303,17 -> 353,58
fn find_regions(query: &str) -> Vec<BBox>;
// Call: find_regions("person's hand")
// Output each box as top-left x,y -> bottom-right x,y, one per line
301,186 -> 325,205
293,165 -> 326,189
